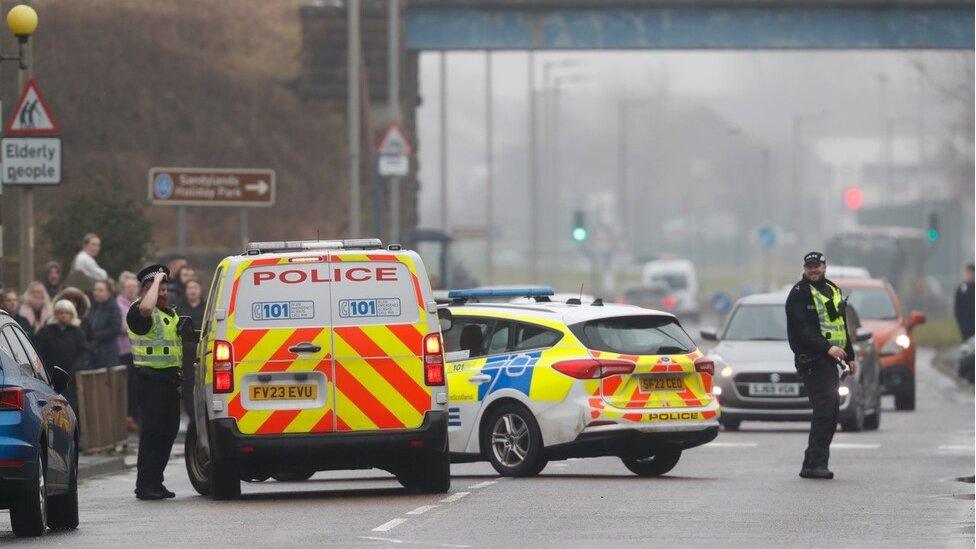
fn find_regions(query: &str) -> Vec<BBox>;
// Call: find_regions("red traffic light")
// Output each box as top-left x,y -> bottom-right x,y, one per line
843,187 -> 864,211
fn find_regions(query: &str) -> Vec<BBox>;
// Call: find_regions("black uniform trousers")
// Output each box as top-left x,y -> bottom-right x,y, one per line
135,367 -> 181,492
797,356 -> 840,470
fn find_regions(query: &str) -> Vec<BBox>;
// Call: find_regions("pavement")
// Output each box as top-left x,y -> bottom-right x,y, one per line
1,348 -> 972,546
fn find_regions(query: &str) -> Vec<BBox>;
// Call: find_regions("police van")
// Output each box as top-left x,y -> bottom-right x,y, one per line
184,239 -> 450,499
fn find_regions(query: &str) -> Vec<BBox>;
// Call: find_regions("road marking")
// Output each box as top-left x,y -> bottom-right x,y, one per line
373,518 -> 408,532
361,536 -> 405,544
468,480 -> 496,489
706,442 -> 759,448
830,443 -> 880,449
440,491 -> 470,503
360,537 -> 471,548
406,505 -> 438,515
938,444 -> 975,452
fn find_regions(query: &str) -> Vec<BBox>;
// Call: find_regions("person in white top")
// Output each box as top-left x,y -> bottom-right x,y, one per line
71,233 -> 108,282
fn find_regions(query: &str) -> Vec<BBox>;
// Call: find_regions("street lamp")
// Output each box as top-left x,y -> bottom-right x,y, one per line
0,4 -> 37,288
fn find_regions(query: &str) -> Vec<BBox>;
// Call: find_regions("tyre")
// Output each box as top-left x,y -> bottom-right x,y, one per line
11,453 -> 46,537
622,449 -> 682,477
184,423 -> 211,496
273,470 -> 315,482
864,390 -> 882,431
894,384 -> 915,411
396,452 -> 451,494
208,431 -> 241,500
47,443 -> 79,531
840,390 -> 865,432
481,403 -> 547,477
719,418 -> 741,431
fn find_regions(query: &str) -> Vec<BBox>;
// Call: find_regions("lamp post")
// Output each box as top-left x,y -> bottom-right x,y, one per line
1,4 -> 37,288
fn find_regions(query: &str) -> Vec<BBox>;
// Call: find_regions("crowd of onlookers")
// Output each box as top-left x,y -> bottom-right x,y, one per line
0,233 -> 207,431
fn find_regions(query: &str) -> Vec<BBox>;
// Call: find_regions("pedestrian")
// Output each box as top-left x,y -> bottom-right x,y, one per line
1,288 -> 34,336
19,281 -> 52,333
53,287 -> 91,324
42,261 -> 63,299
954,263 -> 975,340
175,277 -> 205,418
66,233 -> 108,292
165,256 -> 188,300
117,272 -> 140,432
35,299 -> 88,415
126,265 -> 189,500
785,252 -> 856,480
87,280 -> 121,370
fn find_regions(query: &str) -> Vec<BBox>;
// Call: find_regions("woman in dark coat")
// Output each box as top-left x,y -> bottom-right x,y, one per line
35,299 -> 88,414
87,279 -> 121,370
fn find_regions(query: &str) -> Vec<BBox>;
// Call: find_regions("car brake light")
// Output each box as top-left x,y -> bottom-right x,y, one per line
661,296 -> 677,309
694,357 -> 715,376
423,333 -> 445,386
552,359 -> 635,379
213,340 -> 234,394
0,386 -> 24,411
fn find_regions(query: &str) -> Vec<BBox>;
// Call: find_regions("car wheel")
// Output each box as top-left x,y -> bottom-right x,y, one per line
11,453 -> 47,537
719,418 -> 741,431
894,384 -> 915,411
47,442 -> 79,531
481,403 -> 547,477
273,470 -> 315,482
184,422 -> 211,496
208,431 -> 241,500
622,449 -> 682,477
840,390 -> 865,432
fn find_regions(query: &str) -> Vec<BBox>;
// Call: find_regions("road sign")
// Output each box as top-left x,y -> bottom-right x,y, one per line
755,225 -> 777,250
5,79 -> 58,136
1,137 -> 61,185
148,167 -> 275,207
376,123 -> 413,156
378,155 -> 409,177
711,292 -> 734,314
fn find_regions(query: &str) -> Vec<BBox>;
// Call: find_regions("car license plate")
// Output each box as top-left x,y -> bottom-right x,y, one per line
638,377 -> 684,393
748,383 -> 801,397
249,384 -> 318,401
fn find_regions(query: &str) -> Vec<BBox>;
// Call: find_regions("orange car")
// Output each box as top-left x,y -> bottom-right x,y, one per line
834,278 -> 925,410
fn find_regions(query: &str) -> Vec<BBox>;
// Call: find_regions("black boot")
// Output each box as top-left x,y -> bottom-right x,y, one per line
799,467 -> 834,479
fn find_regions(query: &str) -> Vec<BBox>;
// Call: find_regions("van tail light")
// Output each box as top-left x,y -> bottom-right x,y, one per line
0,386 -> 24,410
423,333 -> 445,386
661,296 -> 677,310
694,357 -> 715,376
552,359 -> 636,379
213,340 -> 234,394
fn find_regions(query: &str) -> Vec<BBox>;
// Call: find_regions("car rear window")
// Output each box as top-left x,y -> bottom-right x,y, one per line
234,259 -> 420,329
569,315 -> 695,356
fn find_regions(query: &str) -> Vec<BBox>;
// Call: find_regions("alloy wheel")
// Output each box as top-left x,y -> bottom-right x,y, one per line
491,413 -> 530,467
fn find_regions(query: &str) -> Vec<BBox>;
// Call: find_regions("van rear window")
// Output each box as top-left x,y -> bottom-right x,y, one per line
233,261 -> 420,328
569,315 -> 695,356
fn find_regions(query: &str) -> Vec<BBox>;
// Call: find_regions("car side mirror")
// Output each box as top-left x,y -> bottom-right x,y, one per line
908,311 -> 926,329
438,308 -> 453,332
51,366 -> 72,394
700,327 -> 718,341
855,327 -> 873,342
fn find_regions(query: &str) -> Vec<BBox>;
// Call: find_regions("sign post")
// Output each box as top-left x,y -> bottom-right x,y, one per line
376,123 -> 413,244
2,79 -> 61,287
148,167 -> 276,252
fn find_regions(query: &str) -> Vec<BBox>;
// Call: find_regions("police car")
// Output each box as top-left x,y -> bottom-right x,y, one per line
184,239 -> 450,498
441,288 -> 719,477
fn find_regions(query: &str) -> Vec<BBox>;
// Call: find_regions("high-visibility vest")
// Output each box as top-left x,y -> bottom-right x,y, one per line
127,303 -> 182,369
810,283 -> 848,349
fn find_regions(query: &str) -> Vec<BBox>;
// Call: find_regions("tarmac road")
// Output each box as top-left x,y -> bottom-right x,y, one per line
1,349 -> 972,547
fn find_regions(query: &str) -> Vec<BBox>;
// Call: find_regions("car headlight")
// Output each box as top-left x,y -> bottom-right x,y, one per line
895,334 -> 911,349
720,366 -> 734,378
838,386 -> 850,397
713,386 -> 723,396
881,332 -> 910,355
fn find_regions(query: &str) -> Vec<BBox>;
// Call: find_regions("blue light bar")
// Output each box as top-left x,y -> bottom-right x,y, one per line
448,287 -> 554,300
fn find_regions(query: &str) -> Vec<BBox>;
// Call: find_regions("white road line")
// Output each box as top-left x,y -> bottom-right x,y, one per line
406,505 -> 438,516
359,538 -> 471,548
360,536 -> 405,544
938,444 -> 975,452
440,491 -> 470,503
706,442 -> 759,448
372,518 -> 408,532
468,480 -> 496,489
830,443 -> 880,449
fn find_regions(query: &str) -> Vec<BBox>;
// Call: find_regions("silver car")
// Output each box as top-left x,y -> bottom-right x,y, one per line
700,292 -> 882,432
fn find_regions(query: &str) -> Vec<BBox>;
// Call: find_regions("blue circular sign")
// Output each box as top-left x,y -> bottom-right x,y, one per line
756,226 -> 777,250
154,173 -> 174,199
711,292 -> 734,314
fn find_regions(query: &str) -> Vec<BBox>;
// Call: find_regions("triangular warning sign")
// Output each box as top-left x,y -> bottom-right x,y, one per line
5,79 -> 59,136
376,123 -> 413,156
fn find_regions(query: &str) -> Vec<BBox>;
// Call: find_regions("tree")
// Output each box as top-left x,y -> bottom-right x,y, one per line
41,184 -> 152,280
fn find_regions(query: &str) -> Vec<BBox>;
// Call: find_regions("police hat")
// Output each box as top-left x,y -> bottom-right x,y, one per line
137,264 -> 170,285
803,251 -> 826,266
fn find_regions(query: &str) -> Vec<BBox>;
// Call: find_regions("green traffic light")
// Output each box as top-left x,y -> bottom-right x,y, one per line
927,228 -> 939,242
572,227 -> 587,242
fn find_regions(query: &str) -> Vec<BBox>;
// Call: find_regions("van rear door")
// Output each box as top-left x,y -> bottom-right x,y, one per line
330,252 -> 432,432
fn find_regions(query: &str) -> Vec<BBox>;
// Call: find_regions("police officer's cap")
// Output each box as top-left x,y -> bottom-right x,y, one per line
803,251 -> 826,266
137,264 -> 170,286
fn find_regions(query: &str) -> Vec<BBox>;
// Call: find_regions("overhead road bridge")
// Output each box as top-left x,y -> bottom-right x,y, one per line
404,0 -> 974,50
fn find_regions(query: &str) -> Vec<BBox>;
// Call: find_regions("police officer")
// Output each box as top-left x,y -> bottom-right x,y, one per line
785,252 -> 856,480
127,265 -> 188,500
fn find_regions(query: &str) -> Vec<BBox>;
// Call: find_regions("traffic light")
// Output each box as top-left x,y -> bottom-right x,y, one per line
927,211 -> 940,242
843,187 -> 864,211
571,210 -> 587,243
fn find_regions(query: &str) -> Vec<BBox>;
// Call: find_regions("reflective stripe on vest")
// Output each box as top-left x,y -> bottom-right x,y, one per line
127,305 -> 182,369
810,283 -> 848,349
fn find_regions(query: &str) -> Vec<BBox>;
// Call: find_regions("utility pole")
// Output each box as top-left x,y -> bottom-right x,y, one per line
387,0 -> 401,243
528,51 -> 538,281
439,52 -> 448,232
17,23 -> 32,286
485,51 -> 494,284
347,0 -> 361,238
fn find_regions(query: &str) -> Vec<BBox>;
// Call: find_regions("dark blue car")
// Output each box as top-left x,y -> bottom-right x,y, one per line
0,312 -> 79,537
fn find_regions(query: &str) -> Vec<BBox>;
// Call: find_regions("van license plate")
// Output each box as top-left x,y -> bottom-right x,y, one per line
249,384 -> 318,401
638,377 -> 684,393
